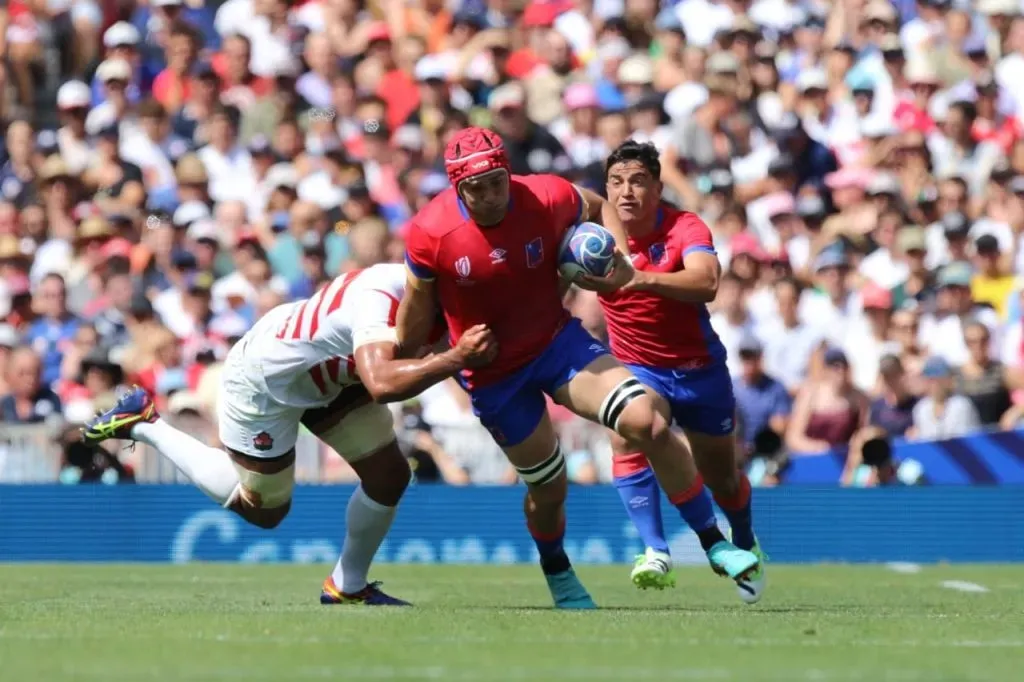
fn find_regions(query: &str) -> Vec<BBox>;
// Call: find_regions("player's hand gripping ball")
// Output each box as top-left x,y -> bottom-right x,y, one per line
558,222 -> 616,281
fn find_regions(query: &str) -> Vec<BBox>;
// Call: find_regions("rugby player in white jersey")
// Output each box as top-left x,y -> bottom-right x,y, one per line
83,263 -> 496,605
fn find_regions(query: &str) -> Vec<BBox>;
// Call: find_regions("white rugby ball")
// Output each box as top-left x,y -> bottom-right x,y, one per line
558,222 -> 616,281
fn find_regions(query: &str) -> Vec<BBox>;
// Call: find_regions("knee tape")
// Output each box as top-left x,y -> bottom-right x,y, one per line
515,444 -> 566,485
598,377 -> 647,432
319,402 -> 397,463
232,462 -> 295,509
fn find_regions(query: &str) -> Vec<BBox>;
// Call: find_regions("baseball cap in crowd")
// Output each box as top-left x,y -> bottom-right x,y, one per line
186,219 -> 219,245
738,333 -> 764,356
563,82 -> 600,111
77,217 -> 114,241
978,0 -> 1020,17
897,225 -> 927,253
730,232 -> 766,263
35,129 -> 59,156
941,211 -> 971,237
186,271 -> 215,295
937,261 -> 974,288
861,283 -> 894,310
101,237 -> 134,261
814,248 -> 849,272
489,82 -> 526,111
173,201 -> 210,229
57,81 -> 91,110
247,135 -> 272,157
824,347 -> 849,367
975,234 -> 1001,255
393,125 -> 425,152
796,68 -> 828,93
103,21 -> 140,49
96,58 -> 132,83
825,167 -> 872,191
796,194 -> 826,219
171,249 -> 198,270
921,356 -> 952,379
706,51 -> 740,76
763,192 -> 796,220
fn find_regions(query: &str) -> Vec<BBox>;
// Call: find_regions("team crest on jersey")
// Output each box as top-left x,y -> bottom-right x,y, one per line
525,237 -> 544,268
648,242 -> 668,265
252,431 -> 274,452
455,256 -> 472,279
489,249 -> 507,264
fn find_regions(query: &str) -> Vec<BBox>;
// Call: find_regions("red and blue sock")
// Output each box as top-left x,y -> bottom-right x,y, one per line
613,453 -> 670,554
714,473 -> 754,550
668,473 -> 725,551
529,519 -> 570,575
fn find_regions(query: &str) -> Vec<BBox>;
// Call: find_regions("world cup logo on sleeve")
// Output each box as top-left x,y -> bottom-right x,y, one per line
455,256 -> 472,279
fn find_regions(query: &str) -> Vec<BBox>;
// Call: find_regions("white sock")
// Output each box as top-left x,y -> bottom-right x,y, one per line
132,419 -> 241,506
331,486 -> 397,593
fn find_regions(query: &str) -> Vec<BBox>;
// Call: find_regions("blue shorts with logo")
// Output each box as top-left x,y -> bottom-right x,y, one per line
459,317 -> 609,447
625,362 -> 736,436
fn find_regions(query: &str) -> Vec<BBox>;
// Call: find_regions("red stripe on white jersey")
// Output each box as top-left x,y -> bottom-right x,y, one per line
371,289 -> 401,327
324,356 -> 341,383
308,363 -> 327,394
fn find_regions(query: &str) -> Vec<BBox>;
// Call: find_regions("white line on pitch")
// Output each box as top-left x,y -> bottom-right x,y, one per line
885,563 -> 923,574
940,580 -> 990,593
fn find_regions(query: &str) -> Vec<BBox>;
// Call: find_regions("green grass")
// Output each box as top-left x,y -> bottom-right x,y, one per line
0,564 -> 1020,681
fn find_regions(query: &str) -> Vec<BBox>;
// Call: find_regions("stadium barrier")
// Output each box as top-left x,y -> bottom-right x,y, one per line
4,419 -> 1024,484
1,484 -> 1022,563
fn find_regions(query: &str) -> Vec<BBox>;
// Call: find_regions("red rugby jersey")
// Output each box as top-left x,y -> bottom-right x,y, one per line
599,206 -> 727,369
404,174 -> 583,388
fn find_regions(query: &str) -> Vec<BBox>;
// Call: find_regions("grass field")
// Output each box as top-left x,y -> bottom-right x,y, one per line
0,564 -> 1019,682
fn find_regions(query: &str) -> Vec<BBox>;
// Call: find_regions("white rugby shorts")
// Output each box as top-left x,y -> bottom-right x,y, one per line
217,338 -> 396,462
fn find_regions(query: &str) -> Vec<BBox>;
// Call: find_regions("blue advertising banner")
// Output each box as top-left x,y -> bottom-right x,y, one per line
784,429 -> 1024,484
2,485 -> 1023,564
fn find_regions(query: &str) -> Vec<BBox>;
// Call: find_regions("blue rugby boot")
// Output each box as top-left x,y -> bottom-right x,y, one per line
82,386 -> 157,443
706,540 -> 760,581
545,568 -> 597,609
320,577 -> 411,606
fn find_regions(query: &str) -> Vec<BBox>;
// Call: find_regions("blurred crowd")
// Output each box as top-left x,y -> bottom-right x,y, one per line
0,0 -> 1023,487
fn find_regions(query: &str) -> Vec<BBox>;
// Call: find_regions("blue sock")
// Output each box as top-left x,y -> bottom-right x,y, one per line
613,464 -> 670,554
668,474 -> 717,533
529,522 -> 570,575
714,474 -> 755,551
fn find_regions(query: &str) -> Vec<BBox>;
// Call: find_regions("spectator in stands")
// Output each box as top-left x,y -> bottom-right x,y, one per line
955,321 -> 1013,427
0,347 -> 61,424
732,334 -> 791,462
910,357 -> 981,441
866,355 -> 919,439
786,348 -> 869,454
25,273 -> 79,386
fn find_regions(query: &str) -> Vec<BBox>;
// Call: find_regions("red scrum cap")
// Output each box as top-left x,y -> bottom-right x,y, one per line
444,127 -> 510,188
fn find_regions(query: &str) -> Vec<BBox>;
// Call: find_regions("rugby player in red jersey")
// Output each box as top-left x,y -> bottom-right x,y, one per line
599,141 -> 765,603
397,127 -> 759,609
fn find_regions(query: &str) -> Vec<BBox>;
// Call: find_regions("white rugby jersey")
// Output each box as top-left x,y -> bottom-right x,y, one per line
241,263 -> 406,409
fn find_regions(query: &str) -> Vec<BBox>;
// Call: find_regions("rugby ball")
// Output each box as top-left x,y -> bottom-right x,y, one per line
558,222 -> 616,281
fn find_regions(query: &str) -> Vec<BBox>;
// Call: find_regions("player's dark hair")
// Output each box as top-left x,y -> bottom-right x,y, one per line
605,140 -> 661,180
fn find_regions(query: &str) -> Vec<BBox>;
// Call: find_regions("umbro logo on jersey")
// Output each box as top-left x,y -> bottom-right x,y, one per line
489,249 -> 507,264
